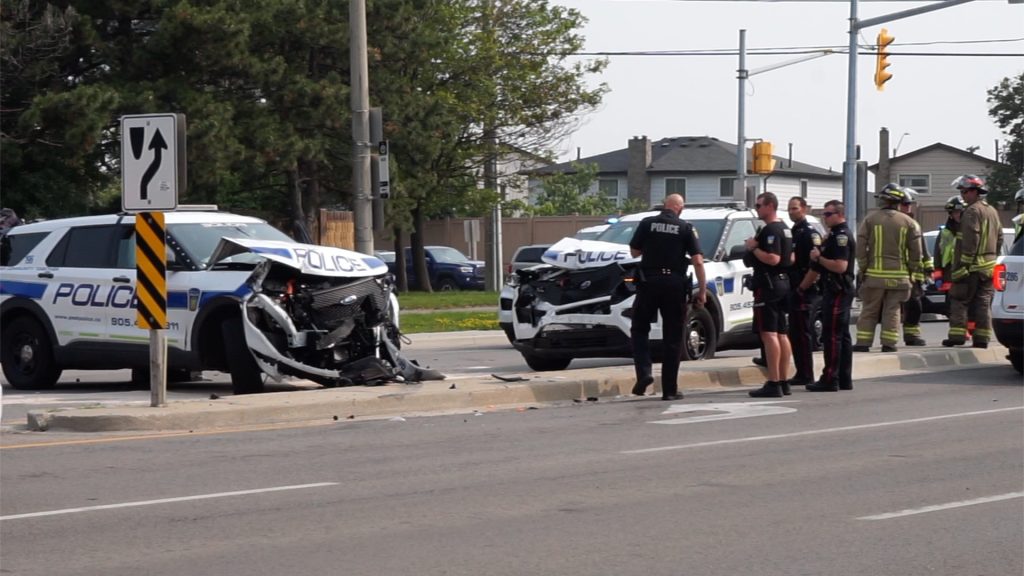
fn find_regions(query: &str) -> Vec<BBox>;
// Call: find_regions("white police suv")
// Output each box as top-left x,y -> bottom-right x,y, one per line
505,205 -> 816,371
0,209 -> 439,393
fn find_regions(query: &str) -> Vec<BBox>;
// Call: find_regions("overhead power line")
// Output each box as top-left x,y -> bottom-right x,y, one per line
566,36 -> 1024,58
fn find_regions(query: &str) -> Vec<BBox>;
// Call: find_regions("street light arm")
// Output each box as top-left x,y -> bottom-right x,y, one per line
856,0 -> 975,30
749,50 -> 835,77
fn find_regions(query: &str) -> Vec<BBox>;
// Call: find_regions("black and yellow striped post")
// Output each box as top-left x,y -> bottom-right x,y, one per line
135,212 -> 167,329
135,212 -> 168,406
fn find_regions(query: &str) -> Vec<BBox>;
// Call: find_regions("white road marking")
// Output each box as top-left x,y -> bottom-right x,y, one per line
858,492 -> 1024,521
0,482 -> 339,521
652,401 -> 798,424
622,406 -> 1023,454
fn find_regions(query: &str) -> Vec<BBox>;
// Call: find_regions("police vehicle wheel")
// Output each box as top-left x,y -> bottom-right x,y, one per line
500,322 -> 515,344
437,278 -> 459,291
1,316 -> 62,389
222,316 -> 265,394
522,353 -> 571,372
681,307 -> 717,361
1010,349 -> 1023,375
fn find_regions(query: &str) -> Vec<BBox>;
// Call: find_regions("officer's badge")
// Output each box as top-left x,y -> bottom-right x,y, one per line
767,235 -> 775,244
837,234 -> 849,247
783,229 -> 793,238
812,233 -> 822,246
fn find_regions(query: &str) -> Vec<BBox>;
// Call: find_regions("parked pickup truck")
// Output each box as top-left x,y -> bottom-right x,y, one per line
380,246 -> 485,291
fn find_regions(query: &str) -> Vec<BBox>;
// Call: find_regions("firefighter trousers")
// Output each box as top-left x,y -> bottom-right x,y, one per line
947,273 -> 994,344
856,281 -> 910,347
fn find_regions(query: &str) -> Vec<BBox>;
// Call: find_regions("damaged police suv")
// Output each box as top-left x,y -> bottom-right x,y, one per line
0,209 -> 440,394
506,205 -> 804,371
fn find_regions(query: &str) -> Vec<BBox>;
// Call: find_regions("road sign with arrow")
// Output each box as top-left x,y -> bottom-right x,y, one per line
120,113 -> 186,212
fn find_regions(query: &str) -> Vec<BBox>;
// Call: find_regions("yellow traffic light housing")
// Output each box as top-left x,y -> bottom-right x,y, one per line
875,28 -> 894,91
752,141 -> 775,175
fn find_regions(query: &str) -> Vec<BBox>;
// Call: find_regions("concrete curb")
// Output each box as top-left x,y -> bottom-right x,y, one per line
26,345 -> 1008,433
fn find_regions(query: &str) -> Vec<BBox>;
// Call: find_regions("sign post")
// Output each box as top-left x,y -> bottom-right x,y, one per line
121,113 -> 185,406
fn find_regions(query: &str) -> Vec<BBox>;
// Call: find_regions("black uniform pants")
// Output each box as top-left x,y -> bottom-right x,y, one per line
819,288 -> 853,389
631,275 -> 687,396
789,288 -> 820,383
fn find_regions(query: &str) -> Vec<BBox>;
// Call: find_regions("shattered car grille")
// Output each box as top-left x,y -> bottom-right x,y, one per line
529,264 -> 625,306
305,277 -> 388,329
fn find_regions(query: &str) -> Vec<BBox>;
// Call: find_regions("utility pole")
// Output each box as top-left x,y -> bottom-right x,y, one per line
736,29 -> 750,207
843,0 -> 977,227
350,0 -> 373,254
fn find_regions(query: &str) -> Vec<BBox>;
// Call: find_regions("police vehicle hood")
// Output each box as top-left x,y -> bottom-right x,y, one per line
208,238 -> 389,277
540,237 -> 638,271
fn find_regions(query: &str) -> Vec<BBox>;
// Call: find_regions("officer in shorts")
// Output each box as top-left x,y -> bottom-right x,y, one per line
629,193 -> 707,400
746,192 -> 794,398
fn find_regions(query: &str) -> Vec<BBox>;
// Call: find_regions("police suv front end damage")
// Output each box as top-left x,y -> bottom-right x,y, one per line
217,238 -> 444,387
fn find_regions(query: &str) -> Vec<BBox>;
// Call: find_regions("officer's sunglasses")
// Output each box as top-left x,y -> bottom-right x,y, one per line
822,211 -> 836,217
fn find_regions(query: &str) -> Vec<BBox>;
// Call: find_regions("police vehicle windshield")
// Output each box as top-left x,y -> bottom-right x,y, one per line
596,218 -> 725,249
169,222 -> 295,267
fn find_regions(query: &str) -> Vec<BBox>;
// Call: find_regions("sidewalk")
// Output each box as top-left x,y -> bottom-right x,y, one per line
22,344 -> 1009,433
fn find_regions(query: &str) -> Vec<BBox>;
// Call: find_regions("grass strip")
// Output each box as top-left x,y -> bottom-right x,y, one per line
399,311 -> 499,334
397,290 -> 499,310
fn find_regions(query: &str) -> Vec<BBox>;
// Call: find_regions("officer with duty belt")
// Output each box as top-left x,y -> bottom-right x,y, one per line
804,200 -> 856,392
786,196 -> 823,388
628,193 -> 707,400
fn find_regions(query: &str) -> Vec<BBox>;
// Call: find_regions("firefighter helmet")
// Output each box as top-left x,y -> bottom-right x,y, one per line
944,195 -> 965,213
951,174 -> 988,194
876,183 -> 909,205
1015,187 -> 1024,206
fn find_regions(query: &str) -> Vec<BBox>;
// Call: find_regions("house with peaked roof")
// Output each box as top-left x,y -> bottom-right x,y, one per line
526,135 -> 843,211
869,138 -> 1003,209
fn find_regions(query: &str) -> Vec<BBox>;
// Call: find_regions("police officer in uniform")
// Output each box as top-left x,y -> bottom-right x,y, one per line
786,196 -> 822,387
746,192 -> 794,398
942,175 -> 1002,348
805,200 -> 856,392
853,184 -> 922,352
897,189 -> 931,346
629,193 -> 707,400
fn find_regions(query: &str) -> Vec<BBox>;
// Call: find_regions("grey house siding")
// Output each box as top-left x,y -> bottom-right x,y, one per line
526,135 -> 840,210
870,143 -> 1001,208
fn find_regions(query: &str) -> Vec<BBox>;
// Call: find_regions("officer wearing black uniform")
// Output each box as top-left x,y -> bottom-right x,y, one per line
786,197 -> 823,388
629,193 -> 707,400
806,200 -> 856,392
746,192 -> 794,398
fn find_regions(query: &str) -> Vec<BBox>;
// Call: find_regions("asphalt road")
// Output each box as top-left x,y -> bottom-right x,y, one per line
1,364 -> 1020,576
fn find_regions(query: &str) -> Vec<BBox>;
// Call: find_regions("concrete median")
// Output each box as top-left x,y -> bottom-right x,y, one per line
25,345 -> 1009,433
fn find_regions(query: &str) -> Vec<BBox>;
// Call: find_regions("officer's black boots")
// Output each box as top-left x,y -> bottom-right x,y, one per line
778,380 -> 792,396
806,380 -> 839,392
749,381 -> 783,398
632,375 -> 654,396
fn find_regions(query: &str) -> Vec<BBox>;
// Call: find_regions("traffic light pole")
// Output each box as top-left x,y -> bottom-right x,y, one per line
350,0 -> 374,255
843,0 -> 977,227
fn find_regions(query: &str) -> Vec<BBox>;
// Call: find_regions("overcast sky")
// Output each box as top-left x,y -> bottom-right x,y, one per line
550,0 -> 1023,175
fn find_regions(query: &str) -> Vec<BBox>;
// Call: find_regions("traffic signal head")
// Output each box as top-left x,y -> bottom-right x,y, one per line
874,28 -> 894,91
752,141 -> 775,175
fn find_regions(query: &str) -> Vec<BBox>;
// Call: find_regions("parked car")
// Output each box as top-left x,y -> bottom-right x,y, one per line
385,246 -> 485,291
504,205 -> 822,371
573,223 -> 609,241
921,227 -> 1015,316
992,235 -> 1024,373
0,209 -> 442,394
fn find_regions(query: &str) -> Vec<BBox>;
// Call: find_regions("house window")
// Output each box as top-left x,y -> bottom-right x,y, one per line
898,174 -> 930,195
719,177 -> 736,198
800,179 -> 809,199
665,178 -> 686,199
598,179 -> 619,206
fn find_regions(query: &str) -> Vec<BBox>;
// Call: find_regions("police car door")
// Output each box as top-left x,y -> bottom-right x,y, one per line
105,223 -> 152,346
717,219 -> 759,333
43,224 -> 128,347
